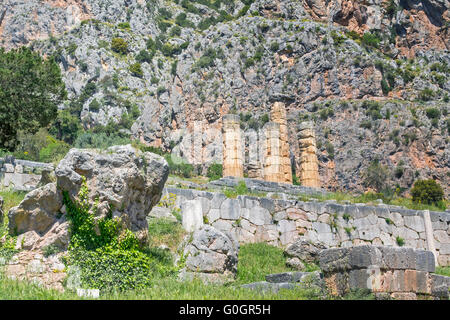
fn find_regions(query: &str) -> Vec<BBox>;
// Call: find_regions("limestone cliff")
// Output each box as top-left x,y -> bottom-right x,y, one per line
1,0 -> 449,195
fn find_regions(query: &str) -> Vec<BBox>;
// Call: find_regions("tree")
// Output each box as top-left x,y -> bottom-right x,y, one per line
410,179 -> 444,205
0,47 -> 66,151
362,160 -> 390,192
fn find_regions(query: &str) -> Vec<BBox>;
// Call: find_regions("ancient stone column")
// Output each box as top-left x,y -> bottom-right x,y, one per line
269,102 -> 292,184
246,129 -> 262,179
222,114 -> 244,178
262,122 -> 282,183
298,121 -> 320,188
193,120 -> 203,165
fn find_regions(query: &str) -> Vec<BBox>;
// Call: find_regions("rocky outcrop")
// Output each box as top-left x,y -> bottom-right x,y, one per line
298,121 -> 320,188
302,0 -> 450,58
222,114 -> 244,178
179,225 -> 239,283
318,245 -> 449,299
8,144 -> 169,248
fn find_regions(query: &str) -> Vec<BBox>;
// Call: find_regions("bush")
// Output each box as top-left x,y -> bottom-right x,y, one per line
169,25 -> 182,37
419,88 -> 434,101
410,179 -> 444,205
425,107 -> 441,119
207,163 -> 222,181
111,38 -> 128,55
129,62 -> 143,78
362,160 -> 390,192
39,136 -> 70,163
74,131 -> 131,150
270,42 -> 279,52
361,32 -> 381,48
135,50 -> 153,64
63,178 -> 175,293
164,154 -> 194,178
117,22 -> 130,30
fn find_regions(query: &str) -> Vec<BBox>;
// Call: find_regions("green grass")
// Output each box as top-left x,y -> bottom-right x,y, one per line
0,272 -> 319,300
435,266 -> 450,277
236,243 -> 295,284
147,218 -> 186,251
0,242 -> 326,300
0,189 -> 26,237
0,273 -> 81,300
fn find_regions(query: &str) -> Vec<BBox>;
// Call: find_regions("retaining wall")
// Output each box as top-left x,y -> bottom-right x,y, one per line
0,157 -> 53,191
161,187 -> 450,266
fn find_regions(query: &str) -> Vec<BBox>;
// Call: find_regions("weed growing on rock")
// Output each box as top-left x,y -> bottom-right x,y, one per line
63,177 -> 176,293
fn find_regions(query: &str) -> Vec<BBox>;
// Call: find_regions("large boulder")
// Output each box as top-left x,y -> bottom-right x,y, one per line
284,239 -> 327,264
180,225 -> 239,283
8,145 -> 169,249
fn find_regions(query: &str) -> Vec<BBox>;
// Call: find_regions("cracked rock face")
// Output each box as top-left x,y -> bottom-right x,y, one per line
1,0 -> 449,196
8,145 -> 169,247
181,225 -> 239,282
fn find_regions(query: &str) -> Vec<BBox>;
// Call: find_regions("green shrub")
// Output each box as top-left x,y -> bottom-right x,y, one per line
63,178 -> 174,293
419,88 -> 435,101
135,50 -> 153,64
425,107 -> 440,119
39,136 -> 70,163
235,180 -> 248,195
396,236 -> 405,246
361,32 -> 381,48
192,48 -> 216,70
362,160 -> 390,192
169,25 -> 182,37
129,62 -> 143,78
117,22 -> 130,30
206,163 -> 223,181
410,179 -> 444,205
270,41 -> 279,52
164,154 -> 194,178
111,38 -> 128,55
89,99 -> 101,112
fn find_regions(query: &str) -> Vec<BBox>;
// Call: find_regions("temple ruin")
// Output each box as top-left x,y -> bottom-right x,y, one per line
221,102 -> 320,187
221,114 -> 244,178
298,121 -> 321,188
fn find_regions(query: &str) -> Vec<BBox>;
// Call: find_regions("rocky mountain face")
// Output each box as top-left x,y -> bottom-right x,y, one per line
0,0 -> 449,195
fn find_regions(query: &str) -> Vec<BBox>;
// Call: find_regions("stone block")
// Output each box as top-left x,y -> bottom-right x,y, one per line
265,272 -> 308,283
349,246 -> 382,269
220,198 -> 241,220
404,215 -> 425,233
210,192 -> 227,209
280,231 -> 298,246
247,206 -> 271,226
415,250 -> 435,272
273,210 -> 287,221
378,247 -> 417,270
348,269 -> 371,290
212,219 -> 233,232
319,248 -> 351,273
4,164 -> 14,173
207,208 -> 220,223
431,274 -> 450,299
312,222 -> 331,233
181,200 -> 203,232
277,220 -> 296,233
